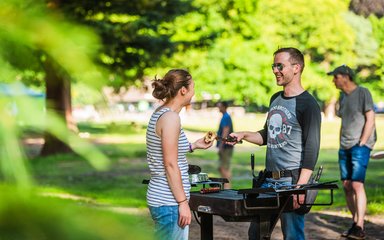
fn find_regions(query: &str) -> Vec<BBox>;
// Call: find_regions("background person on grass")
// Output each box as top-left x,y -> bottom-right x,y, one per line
216,101 -> 234,189
328,65 -> 377,240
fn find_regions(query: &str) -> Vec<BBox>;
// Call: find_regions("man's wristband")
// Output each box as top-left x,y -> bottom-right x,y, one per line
189,142 -> 194,153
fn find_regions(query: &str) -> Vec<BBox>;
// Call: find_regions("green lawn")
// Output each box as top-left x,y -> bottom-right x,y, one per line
7,114 -> 380,239
29,115 -> 384,216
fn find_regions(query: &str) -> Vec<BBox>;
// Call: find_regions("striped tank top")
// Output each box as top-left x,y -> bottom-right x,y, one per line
146,107 -> 190,207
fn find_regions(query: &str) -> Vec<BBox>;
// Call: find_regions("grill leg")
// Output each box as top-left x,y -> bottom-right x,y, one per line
248,215 -> 274,240
259,215 -> 272,240
200,213 -> 213,240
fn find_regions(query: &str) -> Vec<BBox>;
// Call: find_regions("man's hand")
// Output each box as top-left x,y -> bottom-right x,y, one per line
226,132 -> 245,145
293,192 -> 305,209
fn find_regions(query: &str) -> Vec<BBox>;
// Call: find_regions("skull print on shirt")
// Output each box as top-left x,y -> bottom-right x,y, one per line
264,91 -> 320,172
267,105 -> 293,148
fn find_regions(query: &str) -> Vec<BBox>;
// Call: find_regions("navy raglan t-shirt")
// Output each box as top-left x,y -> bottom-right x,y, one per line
258,91 -> 321,172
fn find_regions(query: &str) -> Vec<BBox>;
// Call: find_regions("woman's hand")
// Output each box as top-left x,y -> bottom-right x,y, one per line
192,136 -> 214,150
178,201 -> 191,228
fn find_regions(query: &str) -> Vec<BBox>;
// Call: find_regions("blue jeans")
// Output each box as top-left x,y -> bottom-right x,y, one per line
148,205 -> 189,240
339,144 -> 371,182
248,177 -> 305,240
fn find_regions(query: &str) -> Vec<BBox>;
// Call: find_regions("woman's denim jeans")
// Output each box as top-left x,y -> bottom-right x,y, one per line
149,205 -> 189,240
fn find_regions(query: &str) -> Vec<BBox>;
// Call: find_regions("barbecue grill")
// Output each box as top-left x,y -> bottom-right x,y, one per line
189,155 -> 339,240
190,182 -> 338,240
142,158 -> 339,240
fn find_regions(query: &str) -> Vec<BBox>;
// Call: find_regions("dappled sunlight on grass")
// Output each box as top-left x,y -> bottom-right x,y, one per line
0,185 -> 153,240
26,118 -> 384,222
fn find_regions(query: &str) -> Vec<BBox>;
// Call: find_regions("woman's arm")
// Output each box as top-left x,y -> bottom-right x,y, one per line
157,111 -> 191,227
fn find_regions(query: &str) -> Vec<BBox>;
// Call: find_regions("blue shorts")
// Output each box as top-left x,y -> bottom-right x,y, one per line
148,205 -> 189,240
338,145 -> 371,182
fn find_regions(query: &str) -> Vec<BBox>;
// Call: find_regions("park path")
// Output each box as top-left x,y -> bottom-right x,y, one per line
189,210 -> 384,240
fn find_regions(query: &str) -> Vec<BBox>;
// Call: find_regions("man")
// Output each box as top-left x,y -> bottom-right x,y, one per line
216,101 -> 234,189
328,65 -> 376,240
230,47 -> 321,240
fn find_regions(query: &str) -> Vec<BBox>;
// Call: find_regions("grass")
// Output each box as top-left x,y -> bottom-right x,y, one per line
0,184 -> 153,240
23,113 -> 384,236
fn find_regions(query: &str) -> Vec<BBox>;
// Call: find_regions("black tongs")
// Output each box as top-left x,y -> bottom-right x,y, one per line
216,135 -> 243,144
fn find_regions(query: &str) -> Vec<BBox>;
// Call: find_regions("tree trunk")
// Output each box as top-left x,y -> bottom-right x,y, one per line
40,56 -> 78,156
349,0 -> 384,18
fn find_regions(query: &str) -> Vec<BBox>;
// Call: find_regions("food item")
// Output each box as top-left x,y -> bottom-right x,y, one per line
200,187 -> 221,194
204,131 -> 217,143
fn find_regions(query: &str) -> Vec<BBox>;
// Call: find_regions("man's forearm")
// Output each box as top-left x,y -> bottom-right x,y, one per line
360,110 -> 375,145
243,131 -> 264,145
296,168 -> 313,186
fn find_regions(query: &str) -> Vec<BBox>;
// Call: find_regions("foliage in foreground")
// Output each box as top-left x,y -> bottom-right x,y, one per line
0,185 -> 153,240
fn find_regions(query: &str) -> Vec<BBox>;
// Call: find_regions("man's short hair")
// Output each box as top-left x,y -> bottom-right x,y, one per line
218,101 -> 229,108
274,47 -> 305,72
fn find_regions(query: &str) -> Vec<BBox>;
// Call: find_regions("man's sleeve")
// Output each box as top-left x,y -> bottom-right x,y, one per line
362,88 -> 374,113
222,114 -> 231,127
298,96 -> 321,170
257,121 -> 268,145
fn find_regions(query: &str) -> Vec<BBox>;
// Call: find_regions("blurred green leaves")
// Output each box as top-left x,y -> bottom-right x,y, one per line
0,0 -> 110,188
0,0 -> 106,87
0,184 -> 152,240
0,89 -> 109,189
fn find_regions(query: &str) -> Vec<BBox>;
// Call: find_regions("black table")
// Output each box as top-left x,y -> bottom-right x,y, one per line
189,183 -> 338,240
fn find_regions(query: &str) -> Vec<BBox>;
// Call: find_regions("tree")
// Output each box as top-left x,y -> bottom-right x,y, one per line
0,0 -> 200,155
0,1 -> 110,187
39,0 -> 203,155
166,0 -> 358,116
349,0 -> 384,102
0,0 -> 107,156
350,0 -> 384,18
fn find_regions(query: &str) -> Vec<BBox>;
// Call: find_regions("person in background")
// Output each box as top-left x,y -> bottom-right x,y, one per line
328,65 -> 376,240
216,101 -> 234,189
229,47 -> 321,240
146,69 -> 213,240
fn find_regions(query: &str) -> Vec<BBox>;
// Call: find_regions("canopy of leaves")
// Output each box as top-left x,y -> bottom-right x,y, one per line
55,0 -> 198,90
0,0 -> 110,188
2,0 -> 384,107
0,0 -> 106,87
350,0 -> 384,18
158,0 -> 364,106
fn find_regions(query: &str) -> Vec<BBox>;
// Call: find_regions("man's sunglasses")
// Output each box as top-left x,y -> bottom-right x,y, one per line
271,63 -> 297,71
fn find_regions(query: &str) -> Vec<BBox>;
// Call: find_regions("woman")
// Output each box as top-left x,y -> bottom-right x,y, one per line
146,69 -> 212,240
